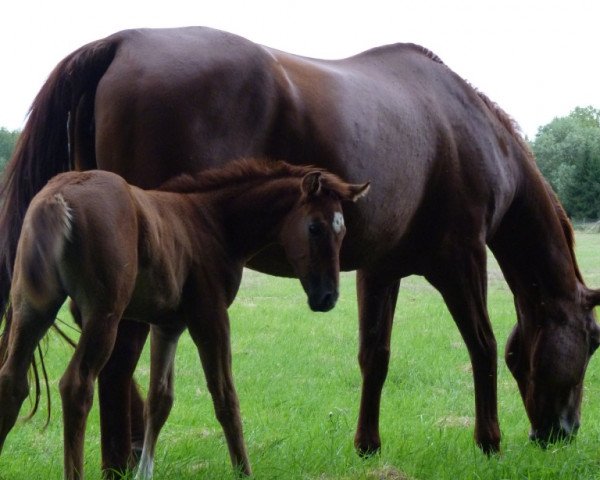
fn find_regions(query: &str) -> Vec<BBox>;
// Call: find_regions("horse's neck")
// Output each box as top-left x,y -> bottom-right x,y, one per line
490,168 -> 581,324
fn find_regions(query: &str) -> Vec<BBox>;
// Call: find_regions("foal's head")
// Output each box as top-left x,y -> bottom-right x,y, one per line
505,288 -> 600,445
279,171 -> 369,312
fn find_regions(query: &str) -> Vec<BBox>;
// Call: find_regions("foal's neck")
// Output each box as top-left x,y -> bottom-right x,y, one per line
198,176 -> 300,261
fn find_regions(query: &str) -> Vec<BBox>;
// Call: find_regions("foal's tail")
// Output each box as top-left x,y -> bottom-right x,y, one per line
0,36 -> 119,414
19,192 -> 73,307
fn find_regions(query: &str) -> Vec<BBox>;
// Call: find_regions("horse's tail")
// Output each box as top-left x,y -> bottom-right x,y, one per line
0,36 -> 119,414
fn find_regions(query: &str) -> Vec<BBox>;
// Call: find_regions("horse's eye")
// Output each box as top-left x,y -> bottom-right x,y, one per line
308,222 -> 324,236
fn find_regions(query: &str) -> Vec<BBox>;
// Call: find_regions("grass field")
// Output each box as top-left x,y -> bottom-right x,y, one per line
1,233 -> 600,479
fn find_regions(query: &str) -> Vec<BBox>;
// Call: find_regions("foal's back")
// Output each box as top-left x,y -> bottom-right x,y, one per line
14,170 -> 139,312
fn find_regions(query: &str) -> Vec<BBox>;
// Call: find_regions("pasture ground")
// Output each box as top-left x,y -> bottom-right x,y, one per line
1,233 -> 600,479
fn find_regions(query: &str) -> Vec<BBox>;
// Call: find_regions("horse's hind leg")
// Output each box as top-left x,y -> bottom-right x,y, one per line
0,299 -> 61,454
60,309 -> 123,480
354,270 -> 400,455
136,325 -> 183,480
425,240 -> 500,454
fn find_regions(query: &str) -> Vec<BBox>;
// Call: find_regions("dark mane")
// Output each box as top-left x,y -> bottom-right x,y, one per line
357,42 -> 445,65
399,42 -> 534,165
405,43 -> 445,65
473,89 -> 535,161
542,179 -> 583,282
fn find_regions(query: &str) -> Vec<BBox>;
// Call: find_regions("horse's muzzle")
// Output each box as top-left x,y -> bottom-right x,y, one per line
308,289 -> 339,312
529,420 -> 579,446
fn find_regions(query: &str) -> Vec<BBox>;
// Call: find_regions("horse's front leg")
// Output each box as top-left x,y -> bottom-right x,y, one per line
354,269 -> 400,455
425,241 -> 500,454
187,307 -> 251,476
98,321 -> 149,476
136,324 -> 183,480
60,311 -> 122,480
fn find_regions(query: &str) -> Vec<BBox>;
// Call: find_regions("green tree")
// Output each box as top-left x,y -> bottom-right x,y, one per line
0,127 -> 21,173
532,106 -> 600,220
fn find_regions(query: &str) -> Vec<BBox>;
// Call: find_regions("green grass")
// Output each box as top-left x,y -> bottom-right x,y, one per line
2,233 -> 600,479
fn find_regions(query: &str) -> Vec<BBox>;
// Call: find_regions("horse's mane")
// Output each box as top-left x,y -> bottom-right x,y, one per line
541,179 -> 584,282
402,43 -> 535,166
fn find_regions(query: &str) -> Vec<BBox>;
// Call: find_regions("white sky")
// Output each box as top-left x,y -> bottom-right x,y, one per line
2,0 -> 599,139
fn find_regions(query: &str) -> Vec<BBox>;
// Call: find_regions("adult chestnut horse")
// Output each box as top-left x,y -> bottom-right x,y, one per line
0,159 -> 368,479
1,26 -> 599,475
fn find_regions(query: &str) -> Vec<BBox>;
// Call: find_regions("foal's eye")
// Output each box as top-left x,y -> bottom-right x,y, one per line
308,222 -> 324,236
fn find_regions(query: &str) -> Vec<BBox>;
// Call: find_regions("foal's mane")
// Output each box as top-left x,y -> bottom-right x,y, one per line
157,158 -> 350,197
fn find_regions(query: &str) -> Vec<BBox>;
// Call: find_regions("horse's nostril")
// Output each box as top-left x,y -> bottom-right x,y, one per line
308,290 -> 338,312
322,292 -> 334,305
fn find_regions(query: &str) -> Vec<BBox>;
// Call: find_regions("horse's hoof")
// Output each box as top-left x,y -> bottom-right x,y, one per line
354,438 -> 381,457
131,442 -> 144,464
477,439 -> 501,456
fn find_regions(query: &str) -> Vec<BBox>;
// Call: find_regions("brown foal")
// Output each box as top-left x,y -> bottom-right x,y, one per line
0,158 -> 369,479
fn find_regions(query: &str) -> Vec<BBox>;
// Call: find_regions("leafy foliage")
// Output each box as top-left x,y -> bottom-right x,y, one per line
0,127 -> 20,174
532,106 -> 600,220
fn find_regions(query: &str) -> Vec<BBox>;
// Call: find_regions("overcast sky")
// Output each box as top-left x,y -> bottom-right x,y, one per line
2,0 -> 598,138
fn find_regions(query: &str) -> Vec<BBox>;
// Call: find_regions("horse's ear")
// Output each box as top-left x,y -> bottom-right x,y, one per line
346,182 -> 370,202
301,172 -> 322,197
585,288 -> 600,309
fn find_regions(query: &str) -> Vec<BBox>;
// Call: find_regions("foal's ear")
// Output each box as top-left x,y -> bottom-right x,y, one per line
345,182 -> 371,202
301,171 -> 322,197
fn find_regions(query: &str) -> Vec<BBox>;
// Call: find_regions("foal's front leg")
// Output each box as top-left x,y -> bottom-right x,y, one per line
60,311 -> 122,480
187,308 -> 251,476
136,324 -> 183,480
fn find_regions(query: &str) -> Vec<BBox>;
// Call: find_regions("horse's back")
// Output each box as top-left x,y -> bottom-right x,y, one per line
94,27 -> 281,187
90,27 -> 527,273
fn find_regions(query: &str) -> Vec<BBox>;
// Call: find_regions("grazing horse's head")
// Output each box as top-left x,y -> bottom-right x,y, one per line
505,287 -> 600,444
279,171 -> 369,312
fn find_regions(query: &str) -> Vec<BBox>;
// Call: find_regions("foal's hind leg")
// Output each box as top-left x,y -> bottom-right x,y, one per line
425,241 -> 500,454
0,300 -> 61,453
354,270 -> 400,455
60,309 -> 123,480
136,324 -> 183,480
70,301 -> 148,477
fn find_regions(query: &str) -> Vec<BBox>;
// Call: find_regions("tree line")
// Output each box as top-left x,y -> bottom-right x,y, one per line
0,128 -> 19,173
531,106 -> 600,221
1,106 -> 599,220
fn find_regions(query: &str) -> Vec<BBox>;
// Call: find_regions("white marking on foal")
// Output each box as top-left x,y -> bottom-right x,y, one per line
332,211 -> 344,234
54,193 -> 73,240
